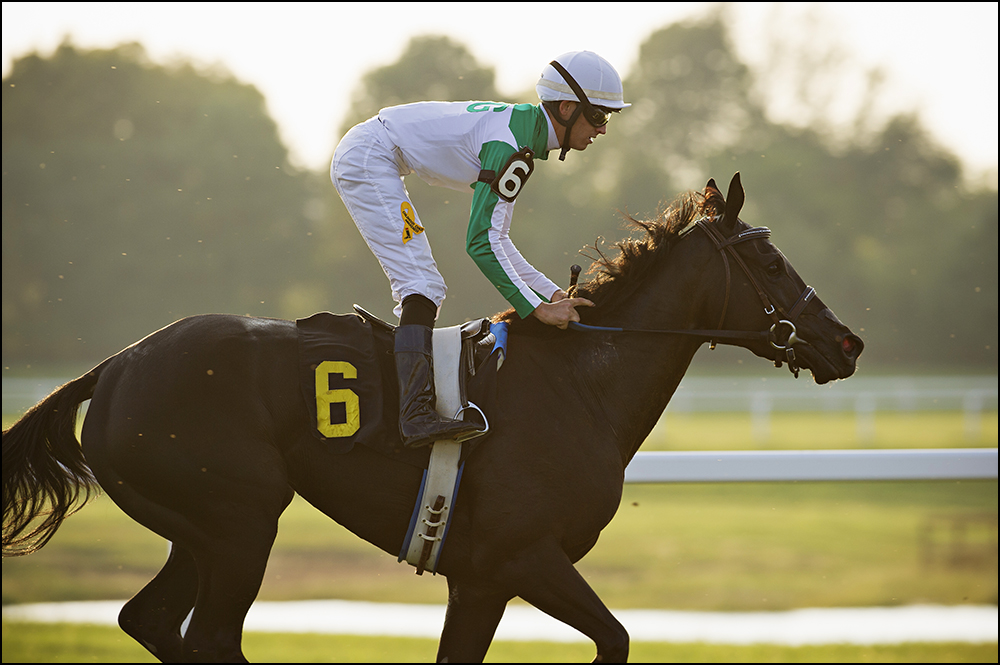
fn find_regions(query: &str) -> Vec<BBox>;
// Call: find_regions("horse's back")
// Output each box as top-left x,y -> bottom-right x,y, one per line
88,314 -> 301,434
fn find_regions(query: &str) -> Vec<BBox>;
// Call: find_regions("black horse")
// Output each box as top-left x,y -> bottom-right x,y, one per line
3,174 -> 862,662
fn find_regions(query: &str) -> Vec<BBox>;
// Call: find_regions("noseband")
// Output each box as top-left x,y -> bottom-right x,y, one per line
569,216 -> 817,378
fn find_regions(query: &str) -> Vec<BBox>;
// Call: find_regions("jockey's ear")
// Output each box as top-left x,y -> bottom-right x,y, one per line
722,172 -> 744,229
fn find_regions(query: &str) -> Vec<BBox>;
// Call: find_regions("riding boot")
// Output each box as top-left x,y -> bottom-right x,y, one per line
394,324 -> 482,448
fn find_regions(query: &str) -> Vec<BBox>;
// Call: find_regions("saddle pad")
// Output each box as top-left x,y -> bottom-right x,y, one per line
296,312 -> 387,453
295,311 -> 506,469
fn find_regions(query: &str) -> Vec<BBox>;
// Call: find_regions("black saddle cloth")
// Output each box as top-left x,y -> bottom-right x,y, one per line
296,311 -> 501,469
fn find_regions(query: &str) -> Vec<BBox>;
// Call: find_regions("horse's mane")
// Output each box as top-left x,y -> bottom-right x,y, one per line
495,186 -> 725,331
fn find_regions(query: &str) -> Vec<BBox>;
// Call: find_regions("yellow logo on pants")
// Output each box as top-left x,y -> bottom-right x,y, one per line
400,201 -> 424,243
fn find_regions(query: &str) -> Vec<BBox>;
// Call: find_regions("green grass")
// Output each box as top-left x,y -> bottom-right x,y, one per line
582,481 -> 997,610
645,411 -> 999,450
2,622 -> 996,663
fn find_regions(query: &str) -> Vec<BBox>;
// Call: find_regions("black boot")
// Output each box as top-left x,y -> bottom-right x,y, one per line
394,324 -> 482,448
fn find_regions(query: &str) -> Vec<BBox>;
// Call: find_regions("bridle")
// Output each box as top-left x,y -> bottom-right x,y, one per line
569,215 -> 817,378
694,216 -> 816,377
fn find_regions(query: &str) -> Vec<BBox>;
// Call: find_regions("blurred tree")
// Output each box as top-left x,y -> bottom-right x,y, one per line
607,12 -> 763,218
597,12 -> 997,371
701,102 -> 997,369
337,35 -> 501,136
3,20 -> 995,373
2,41 -> 317,364
836,115 -> 997,367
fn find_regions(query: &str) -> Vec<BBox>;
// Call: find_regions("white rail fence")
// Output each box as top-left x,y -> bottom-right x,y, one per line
625,448 -> 998,483
662,375 -> 998,443
633,376 -> 998,482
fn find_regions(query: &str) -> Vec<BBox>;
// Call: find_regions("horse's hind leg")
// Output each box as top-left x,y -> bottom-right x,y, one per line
102,484 -> 288,663
119,542 -> 198,662
180,514 -> 285,663
436,576 -> 511,662
84,425 -> 292,662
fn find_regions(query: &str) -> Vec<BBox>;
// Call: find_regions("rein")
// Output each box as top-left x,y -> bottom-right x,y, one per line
568,216 -> 817,378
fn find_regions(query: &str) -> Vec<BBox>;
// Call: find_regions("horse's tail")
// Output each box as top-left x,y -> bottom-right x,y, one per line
2,363 -> 106,557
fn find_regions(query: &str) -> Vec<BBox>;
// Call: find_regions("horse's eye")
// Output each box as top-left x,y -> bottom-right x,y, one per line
766,261 -> 784,277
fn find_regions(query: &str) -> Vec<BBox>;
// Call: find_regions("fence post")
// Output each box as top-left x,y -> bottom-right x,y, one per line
964,391 -> 984,441
751,392 -> 771,443
855,393 -> 876,444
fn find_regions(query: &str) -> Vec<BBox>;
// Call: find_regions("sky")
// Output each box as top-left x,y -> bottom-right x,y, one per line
3,2 -> 998,186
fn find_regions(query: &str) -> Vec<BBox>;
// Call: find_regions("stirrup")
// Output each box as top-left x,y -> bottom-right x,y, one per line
452,402 -> 489,442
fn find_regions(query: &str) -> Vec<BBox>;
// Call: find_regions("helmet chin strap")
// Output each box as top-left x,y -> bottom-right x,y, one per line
546,60 -> 591,162
551,103 -> 583,161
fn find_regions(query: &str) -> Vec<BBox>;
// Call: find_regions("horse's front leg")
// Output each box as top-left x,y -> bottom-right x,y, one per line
497,535 -> 629,663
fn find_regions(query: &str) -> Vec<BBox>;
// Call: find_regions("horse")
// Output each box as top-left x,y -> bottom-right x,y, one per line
3,173 -> 862,662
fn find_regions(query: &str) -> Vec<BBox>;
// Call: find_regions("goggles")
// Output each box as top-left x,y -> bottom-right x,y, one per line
583,105 -> 613,128
548,60 -> 614,127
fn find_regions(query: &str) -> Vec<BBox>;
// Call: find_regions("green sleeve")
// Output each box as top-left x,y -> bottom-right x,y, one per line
467,141 -> 537,317
465,106 -> 551,318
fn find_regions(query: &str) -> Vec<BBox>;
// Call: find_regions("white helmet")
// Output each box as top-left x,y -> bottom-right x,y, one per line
536,51 -> 630,110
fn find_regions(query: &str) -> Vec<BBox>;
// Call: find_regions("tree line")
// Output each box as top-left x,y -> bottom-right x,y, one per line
3,15 -> 996,372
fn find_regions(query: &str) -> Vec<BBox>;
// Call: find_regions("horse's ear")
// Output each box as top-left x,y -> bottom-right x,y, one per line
722,172 -> 744,228
705,178 -> 721,198
705,178 -> 724,217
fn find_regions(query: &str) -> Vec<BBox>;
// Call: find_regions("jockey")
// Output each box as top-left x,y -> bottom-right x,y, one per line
331,50 -> 630,448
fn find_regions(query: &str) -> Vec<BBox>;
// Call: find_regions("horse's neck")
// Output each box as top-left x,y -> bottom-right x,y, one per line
575,269 -> 714,464
569,331 -> 702,466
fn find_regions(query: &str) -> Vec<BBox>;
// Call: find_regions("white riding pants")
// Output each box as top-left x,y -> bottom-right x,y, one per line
331,116 -> 446,319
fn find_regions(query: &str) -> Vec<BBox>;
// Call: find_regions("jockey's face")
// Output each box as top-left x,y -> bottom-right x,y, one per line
555,100 -> 608,152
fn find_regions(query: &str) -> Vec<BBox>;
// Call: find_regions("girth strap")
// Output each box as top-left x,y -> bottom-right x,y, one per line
399,326 -> 463,575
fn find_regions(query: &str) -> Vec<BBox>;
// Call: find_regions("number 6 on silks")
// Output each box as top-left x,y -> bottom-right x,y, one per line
314,360 -> 360,438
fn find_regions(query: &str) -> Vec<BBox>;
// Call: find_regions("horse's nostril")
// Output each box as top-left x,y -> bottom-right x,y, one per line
843,334 -> 863,357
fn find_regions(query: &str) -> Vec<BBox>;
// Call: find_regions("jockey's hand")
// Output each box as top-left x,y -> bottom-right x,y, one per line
531,297 -> 594,329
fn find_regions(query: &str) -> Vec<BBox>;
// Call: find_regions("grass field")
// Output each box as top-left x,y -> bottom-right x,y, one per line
3,410 -> 997,661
